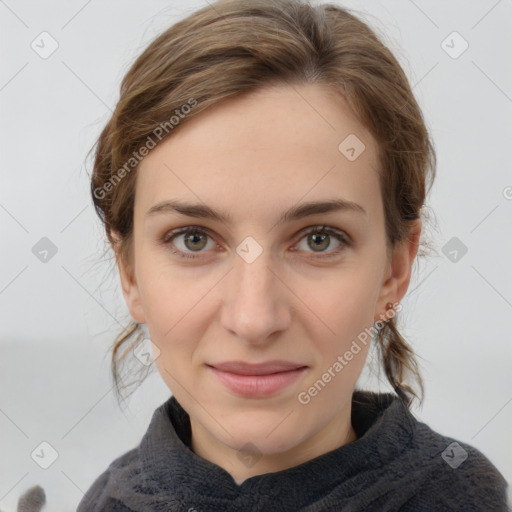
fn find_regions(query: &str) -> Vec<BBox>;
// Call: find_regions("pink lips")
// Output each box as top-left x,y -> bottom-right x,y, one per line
207,360 -> 308,398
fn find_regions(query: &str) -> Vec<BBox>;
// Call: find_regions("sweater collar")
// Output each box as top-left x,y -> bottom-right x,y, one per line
138,389 -> 415,506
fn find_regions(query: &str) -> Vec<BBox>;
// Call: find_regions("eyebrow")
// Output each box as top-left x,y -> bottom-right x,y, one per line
146,198 -> 367,226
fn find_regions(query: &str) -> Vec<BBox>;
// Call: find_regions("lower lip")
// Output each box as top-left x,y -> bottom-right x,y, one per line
208,366 -> 307,398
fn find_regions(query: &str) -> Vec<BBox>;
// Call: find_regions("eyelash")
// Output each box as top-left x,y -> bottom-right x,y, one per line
160,225 -> 351,260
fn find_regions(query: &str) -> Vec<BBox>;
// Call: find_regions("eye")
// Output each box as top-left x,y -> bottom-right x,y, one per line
293,225 -> 351,258
160,225 -> 351,260
161,226 -> 216,259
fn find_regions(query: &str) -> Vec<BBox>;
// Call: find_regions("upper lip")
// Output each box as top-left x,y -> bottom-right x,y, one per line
208,360 -> 307,375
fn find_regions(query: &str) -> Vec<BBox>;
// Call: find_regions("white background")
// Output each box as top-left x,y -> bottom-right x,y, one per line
1,0 -> 511,510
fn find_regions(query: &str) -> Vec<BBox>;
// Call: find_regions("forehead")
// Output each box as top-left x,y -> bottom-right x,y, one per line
136,83 -> 382,225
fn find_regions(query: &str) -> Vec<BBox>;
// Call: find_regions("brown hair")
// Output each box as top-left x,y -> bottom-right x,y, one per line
88,0 -> 437,409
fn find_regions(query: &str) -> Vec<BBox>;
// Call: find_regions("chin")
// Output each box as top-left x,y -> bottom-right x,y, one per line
231,431 -> 300,457
220,412 -> 307,455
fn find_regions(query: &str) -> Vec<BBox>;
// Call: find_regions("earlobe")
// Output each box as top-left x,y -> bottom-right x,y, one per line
374,219 -> 421,323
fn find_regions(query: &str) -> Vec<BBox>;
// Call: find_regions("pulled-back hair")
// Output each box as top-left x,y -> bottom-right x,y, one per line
88,0 -> 437,409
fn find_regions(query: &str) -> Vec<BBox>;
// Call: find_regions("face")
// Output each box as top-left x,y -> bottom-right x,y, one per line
118,83 -> 418,463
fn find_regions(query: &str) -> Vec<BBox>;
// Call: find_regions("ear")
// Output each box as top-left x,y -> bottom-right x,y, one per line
112,232 -> 146,324
374,219 -> 421,323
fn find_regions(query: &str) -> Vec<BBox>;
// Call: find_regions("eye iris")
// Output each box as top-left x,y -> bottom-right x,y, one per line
308,233 -> 330,252
184,231 -> 207,251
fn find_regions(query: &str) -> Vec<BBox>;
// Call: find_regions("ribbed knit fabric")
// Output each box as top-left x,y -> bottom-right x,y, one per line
76,390 -> 509,511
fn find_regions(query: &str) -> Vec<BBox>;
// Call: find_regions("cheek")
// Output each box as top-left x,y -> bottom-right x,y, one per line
299,268 -> 381,380
304,267 -> 381,333
135,244 -> 198,324
134,252 -> 205,364
298,277 -> 376,405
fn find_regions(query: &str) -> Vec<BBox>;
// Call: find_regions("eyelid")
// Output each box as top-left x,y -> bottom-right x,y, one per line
161,225 -> 214,243
161,224 -> 351,259
295,224 -> 352,243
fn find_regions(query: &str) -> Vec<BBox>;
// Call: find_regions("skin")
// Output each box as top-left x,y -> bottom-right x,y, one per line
115,82 -> 421,485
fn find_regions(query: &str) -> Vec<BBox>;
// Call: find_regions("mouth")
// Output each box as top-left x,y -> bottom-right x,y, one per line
206,360 -> 308,397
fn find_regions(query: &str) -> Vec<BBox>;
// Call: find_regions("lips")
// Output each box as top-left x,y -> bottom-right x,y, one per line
209,360 -> 307,375
207,360 -> 308,397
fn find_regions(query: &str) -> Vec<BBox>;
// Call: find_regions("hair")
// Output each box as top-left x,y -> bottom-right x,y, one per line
88,0 -> 437,410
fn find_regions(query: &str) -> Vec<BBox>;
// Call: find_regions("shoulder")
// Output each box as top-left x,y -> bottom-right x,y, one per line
76,448 -> 139,512
398,416 -> 509,511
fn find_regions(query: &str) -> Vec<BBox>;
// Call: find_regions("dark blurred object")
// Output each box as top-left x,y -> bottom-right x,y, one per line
16,486 -> 46,512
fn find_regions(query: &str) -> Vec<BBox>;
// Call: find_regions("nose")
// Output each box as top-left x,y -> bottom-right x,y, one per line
220,248 -> 292,346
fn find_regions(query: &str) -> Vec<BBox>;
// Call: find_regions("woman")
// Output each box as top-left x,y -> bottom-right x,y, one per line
77,0 -> 509,510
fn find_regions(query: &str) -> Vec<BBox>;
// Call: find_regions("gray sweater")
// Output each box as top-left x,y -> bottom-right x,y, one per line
76,390 -> 509,511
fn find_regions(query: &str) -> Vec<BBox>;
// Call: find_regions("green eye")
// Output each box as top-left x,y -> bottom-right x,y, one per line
294,226 -> 351,257
162,227 -> 214,259
162,225 -> 351,260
